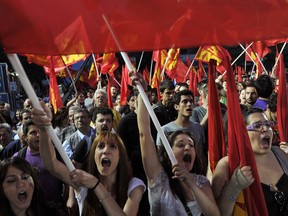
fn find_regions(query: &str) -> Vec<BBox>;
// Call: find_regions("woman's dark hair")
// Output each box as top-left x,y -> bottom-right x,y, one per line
0,157 -> 48,216
82,131 -> 132,216
242,107 -> 265,125
158,130 -> 204,204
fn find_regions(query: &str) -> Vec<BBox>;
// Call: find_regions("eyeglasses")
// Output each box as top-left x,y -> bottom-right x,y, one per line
246,121 -> 274,131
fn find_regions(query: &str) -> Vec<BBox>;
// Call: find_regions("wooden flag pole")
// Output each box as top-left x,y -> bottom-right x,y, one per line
7,54 -> 75,172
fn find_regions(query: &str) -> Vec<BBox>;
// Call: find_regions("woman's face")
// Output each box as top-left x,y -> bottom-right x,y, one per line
246,112 -> 273,155
239,89 -> 246,104
2,166 -> 34,214
172,134 -> 196,171
94,138 -> 120,177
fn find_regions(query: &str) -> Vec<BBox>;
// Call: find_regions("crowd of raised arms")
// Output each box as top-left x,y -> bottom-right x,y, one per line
0,69 -> 287,216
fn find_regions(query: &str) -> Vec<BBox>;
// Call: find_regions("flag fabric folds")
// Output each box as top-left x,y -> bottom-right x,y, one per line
49,58 -> 64,113
2,0 -> 288,55
207,59 -> 226,172
276,53 -> 288,142
225,57 -> 268,216
100,53 -> 119,76
194,45 -> 231,73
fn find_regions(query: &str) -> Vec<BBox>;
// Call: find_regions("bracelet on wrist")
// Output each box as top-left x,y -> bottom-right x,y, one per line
90,179 -> 100,190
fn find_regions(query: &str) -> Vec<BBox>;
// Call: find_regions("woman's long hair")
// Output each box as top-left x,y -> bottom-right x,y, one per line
82,131 -> 133,216
158,130 -> 204,204
0,157 -> 48,216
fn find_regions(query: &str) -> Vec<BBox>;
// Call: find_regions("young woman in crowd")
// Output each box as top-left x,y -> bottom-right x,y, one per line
130,71 -> 220,216
212,108 -> 288,216
30,101 -> 145,216
0,157 -> 57,216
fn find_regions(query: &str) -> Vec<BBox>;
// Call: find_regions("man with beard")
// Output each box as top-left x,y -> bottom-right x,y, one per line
244,81 -> 258,108
156,90 -> 207,175
153,79 -> 177,125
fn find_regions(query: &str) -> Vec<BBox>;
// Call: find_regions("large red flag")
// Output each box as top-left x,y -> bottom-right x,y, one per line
276,53 -> 288,142
225,57 -> 268,216
49,58 -> 64,113
207,59 -> 226,172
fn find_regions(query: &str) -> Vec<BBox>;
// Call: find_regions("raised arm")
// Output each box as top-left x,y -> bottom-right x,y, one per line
130,72 -> 162,184
31,101 -> 78,187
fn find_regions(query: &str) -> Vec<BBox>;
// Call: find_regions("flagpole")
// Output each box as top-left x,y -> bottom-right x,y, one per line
161,50 -> 171,80
271,40 -> 287,75
60,56 -> 78,94
232,42 -> 253,65
7,54 -> 75,172
149,57 -> 153,85
184,57 -> 196,81
92,53 -> 101,78
238,43 -> 257,65
103,14 -> 177,165
137,51 -> 144,72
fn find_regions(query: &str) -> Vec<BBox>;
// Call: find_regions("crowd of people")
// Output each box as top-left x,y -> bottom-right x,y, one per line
0,69 -> 287,216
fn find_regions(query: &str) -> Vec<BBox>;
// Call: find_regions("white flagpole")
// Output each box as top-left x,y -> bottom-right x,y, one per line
271,41 -> 287,75
137,51 -> 144,72
232,42 -> 253,65
103,14 -> 177,165
7,54 -> 75,172
149,57 -> 153,85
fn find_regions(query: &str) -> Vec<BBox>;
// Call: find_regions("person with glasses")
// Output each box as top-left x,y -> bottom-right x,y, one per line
212,108 -> 288,216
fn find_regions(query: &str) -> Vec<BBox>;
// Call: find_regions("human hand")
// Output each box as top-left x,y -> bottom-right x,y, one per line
70,169 -> 98,189
172,162 -> 191,183
31,101 -> 52,128
279,142 -> 288,153
231,166 -> 254,190
128,71 -> 148,91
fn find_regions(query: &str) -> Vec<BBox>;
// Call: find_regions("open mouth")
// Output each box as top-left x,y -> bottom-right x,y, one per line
183,154 -> 191,163
101,158 -> 111,168
260,136 -> 270,148
18,191 -> 28,202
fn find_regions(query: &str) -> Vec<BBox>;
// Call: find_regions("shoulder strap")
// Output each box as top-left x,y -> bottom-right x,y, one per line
271,146 -> 288,175
17,146 -> 28,158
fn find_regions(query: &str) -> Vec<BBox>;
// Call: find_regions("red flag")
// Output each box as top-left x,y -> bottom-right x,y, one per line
237,66 -> 244,83
2,1 -> 288,55
119,65 -> 131,106
142,67 -> 150,84
151,50 -> 164,100
208,59 -> 226,172
106,76 -> 114,109
101,53 -> 119,76
276,53 -> 288,142
225,57 -> 268,216
194,45 -> 231,73
49,58 -> 64,113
